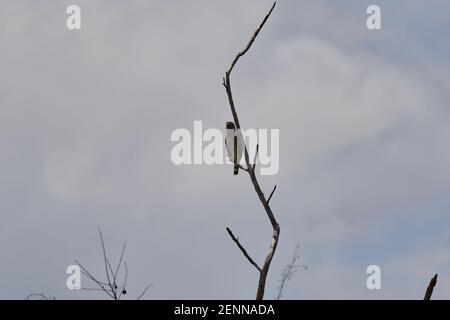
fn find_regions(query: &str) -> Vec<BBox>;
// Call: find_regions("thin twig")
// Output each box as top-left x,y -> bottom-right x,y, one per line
276,244 -> 307,299
252,144 -> 259,172
98,227 -> 116,299
227,2 -> 277,75
267,185 -> 277,204
238,164 -> 249,172
118,262 -> 129,300
136,284 -> 154,300
75,259 -> 115,299
226,227 -> 262,272
25,293 -> 54,300
80,287 -> 114,292
115,244 -> 127,280
75,229 -> 151,300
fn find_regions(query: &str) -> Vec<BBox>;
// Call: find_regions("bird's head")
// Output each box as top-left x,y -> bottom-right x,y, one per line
226,121 -> 236,129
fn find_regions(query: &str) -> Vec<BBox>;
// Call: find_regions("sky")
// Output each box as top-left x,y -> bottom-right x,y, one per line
1,0 -> 450,299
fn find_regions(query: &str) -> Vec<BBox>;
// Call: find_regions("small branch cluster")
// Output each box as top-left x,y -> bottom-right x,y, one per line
75,227 -> 152,300
276,244 -> 307,300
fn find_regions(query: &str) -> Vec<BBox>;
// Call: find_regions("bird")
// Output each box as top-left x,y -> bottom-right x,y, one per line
225,121 -> 243,175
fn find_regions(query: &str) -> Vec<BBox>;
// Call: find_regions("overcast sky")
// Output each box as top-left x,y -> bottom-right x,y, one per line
1,0 -> 450,299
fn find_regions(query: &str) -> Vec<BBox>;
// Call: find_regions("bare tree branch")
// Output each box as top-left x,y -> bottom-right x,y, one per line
75,228 -> 152,300
226,227 -> 262,272
112,243 -> 127,291
75,259 -> 115,299
25,293 -> 55,300
424,274 -> 438,300
252,144 -> 259,171
118,261 -> 129,300
223,1 -> 279,300
226,2 -> 277,75
238,164 -> 249,172
136,284 -> 154,300
115,244 -> 127,279
267,185 -> 277,204
80,287 -> 114,292
98,227 -> 116,299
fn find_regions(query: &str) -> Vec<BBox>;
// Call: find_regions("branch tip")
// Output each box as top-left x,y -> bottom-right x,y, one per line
226,227 -> 262,272
267,185 -> 277,203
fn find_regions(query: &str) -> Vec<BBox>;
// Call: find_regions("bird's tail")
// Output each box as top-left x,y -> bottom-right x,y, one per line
234,164 -> 239,175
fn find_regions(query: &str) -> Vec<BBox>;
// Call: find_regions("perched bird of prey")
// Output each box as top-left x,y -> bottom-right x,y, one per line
225,121 -> 243,175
